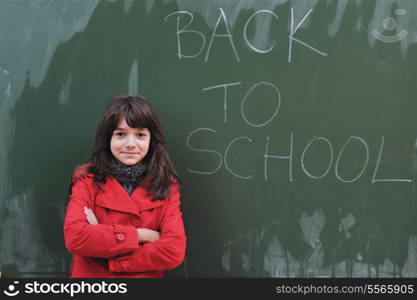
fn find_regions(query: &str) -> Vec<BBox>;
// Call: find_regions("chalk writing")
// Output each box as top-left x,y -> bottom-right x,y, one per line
205,8 -> 240,63
301,136 -> 334,179
187,130 -> 411,183
186,128 -> 222,175
176,6 -> 411,184
202,81 -> 241,123
264,134 -> 294,182
288,8 -> 328,63
165,7 -> 328,63
372,135 -> 412,183
164,11 -> 206,59
334,136 -> 369,183
241,81 -> 281,127
224,136 -> 253,179
243,10 -> 278,54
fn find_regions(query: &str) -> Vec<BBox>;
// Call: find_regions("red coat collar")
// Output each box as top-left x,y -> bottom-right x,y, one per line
94,176 -> 163,217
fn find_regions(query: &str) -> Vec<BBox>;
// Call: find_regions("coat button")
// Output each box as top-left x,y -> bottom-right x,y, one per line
116,233 -> 125,242
121,261 -> 129,268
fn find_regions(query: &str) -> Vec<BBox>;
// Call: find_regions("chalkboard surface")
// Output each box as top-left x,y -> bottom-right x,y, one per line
1,0 -> 417,277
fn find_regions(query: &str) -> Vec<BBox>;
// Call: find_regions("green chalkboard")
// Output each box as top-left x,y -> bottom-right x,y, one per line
1,0 -> 417,277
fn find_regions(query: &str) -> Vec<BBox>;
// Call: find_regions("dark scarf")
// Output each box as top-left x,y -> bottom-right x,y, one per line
109,157 -> 148,195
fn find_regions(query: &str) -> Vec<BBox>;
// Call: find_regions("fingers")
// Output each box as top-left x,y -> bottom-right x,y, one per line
145,229 -> 160,243
84,206 -> 98,225
152,232 -> 160,243
137,228 -> 160,243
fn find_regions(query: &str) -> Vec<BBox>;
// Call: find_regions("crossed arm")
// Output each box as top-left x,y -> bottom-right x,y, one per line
84,207 -> 160,243
64,177 -> 186,272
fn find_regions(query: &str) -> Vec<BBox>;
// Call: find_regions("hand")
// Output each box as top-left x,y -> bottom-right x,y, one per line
137,228 -> 160,243
84,206 -> 98,225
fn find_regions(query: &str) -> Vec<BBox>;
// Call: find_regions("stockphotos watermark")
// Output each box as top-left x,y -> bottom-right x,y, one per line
2,280 -> 127,297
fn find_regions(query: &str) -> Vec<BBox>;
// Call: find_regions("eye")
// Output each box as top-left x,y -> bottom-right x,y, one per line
137,133 -> 146,138
114,132 -> 124,137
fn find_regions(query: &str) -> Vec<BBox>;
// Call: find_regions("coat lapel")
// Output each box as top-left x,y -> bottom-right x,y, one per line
130,185 -> 164,212
95,176 -> 140,217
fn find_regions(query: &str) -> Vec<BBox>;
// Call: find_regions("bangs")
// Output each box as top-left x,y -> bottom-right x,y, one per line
114,102 -> 153,130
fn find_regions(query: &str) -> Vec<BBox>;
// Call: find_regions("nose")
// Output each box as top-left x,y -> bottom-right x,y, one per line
125,135 -> 136,149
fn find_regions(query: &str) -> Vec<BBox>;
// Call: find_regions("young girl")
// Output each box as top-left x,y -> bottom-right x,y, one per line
64,95 -> 186,278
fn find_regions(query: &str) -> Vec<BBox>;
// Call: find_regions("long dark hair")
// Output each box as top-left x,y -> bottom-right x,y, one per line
89,94 -> 180,201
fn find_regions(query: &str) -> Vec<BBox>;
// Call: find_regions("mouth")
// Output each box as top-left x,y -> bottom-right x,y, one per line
121,152 -> 140,155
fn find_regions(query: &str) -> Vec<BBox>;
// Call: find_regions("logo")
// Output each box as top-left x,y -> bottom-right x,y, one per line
372,9 -> 407,43
3,281 -> 20,297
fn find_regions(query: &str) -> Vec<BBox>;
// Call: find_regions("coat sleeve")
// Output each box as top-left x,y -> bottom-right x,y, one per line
108,185 -> 186,272
64,176 -> 140,258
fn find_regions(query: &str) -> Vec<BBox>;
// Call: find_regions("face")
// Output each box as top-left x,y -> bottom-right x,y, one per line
110,117 -> 151,166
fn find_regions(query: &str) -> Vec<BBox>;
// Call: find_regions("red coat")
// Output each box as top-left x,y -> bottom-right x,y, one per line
63,164 -> 186,278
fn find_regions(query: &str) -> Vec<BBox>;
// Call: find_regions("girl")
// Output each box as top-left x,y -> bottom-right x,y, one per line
64,95 -> 186,278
